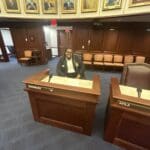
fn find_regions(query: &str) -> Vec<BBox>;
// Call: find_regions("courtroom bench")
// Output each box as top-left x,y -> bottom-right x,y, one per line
76,51 -> 149,70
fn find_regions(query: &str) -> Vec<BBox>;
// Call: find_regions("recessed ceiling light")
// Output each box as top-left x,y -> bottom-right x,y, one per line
109,28 -> 115,31
146,28 -> 150,32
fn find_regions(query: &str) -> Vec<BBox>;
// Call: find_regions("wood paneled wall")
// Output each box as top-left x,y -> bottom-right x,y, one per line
60,22 -> 150,57
10,23 -> 47,64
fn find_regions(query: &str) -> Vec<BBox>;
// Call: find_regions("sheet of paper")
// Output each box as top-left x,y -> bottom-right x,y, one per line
41,75 -> 93,89
141,89 -> 150,101
119,85 -> 138,98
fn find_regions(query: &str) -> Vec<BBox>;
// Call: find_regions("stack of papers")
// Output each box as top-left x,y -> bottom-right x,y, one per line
41,75 -> 93,89
119,85 -> 138,98
119,85 -> 150,101
141,89 -> 150,101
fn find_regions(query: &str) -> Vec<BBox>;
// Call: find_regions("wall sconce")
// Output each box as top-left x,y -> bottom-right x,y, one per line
88,40 -> 91,46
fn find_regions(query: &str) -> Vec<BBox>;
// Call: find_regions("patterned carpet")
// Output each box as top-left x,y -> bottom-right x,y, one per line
0,57 -> 122,150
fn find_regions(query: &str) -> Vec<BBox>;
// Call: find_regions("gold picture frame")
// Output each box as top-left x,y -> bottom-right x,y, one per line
81,0 -> 98,13
129,0 -> 150,7
61,0 -> 77,14
42,0 -> 57,14
24,0 -> 39,14
103,0 -> 122,10
3,0 -> 20,13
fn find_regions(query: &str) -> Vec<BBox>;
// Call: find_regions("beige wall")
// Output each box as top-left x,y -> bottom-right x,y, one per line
0,0 -> 149,20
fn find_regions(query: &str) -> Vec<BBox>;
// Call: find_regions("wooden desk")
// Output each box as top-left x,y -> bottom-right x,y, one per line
23,69 -> 100,135
104,78 -> 150,150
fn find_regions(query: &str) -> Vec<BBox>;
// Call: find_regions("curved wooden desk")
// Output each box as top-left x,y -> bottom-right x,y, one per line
104,78 -> 150,150
23,69 -> 101,135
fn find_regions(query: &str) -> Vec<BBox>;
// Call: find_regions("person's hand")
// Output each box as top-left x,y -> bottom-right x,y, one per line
76,74 -> 80,79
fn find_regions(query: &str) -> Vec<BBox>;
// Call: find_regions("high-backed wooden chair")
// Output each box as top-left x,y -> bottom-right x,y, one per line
103,54 -> 113,66
124,55 -> 134,64
82,53 -> 93,65
113,54 -> 124,67
18,50 -> 32,65
93,54 -> 103,65
135,56 -> 145,63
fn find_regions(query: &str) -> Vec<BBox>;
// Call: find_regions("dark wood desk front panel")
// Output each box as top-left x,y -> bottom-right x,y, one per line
24,69 -> 100,135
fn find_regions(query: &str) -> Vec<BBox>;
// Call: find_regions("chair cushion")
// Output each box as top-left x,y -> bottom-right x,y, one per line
113,63 -> 124,67
93,62 -> 103,65
19,57 -> 31,61
104,62 -> 114,66
83,61 -> 92,65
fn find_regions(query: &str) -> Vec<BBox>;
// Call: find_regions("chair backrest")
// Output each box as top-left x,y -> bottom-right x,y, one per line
120,63 -> 150,89
83,53 -> 93,61
124,55 -> 134,64
104,54 -> 113,62
24,50 -> 32,57
114,55 -> 123,63
94,54 -> 103,62
135,56 -> 145,63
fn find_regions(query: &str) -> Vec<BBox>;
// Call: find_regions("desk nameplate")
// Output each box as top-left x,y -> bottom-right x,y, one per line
113,98 -> 150,113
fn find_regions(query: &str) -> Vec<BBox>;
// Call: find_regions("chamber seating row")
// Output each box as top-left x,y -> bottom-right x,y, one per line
82,53 -> 147,68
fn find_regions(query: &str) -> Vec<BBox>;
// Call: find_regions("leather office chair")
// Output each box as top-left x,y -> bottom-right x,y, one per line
120,63 -> 150,90
18,50 -> 32,65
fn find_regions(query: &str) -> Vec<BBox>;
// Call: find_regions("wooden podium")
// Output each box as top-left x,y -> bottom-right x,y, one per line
23,69 -> 100,135
104,78 -> 150,150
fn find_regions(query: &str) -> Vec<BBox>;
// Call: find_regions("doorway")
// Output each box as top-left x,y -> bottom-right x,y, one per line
0,28 -> 16,62
43,26 -> 58,59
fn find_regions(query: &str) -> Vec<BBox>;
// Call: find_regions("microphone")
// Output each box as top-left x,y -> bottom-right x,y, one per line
48,73 -> 53,82
137,87 -> 142,98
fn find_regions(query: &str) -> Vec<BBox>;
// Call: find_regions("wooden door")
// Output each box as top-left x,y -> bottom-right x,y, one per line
57,30 -> 72,56
102,29 -> 119,53
89,29 -> 104,51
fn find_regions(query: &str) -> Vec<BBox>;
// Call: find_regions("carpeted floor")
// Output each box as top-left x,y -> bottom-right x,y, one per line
0,57 -> 122,150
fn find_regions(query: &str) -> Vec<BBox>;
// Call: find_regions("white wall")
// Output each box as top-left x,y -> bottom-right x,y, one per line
43,26 -> 58,56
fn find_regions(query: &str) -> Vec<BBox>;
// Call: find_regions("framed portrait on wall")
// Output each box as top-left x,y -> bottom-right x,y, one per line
103,0 -> 122,10
42,0 -> 57,14
3,0 -> 20,13
81,0 -> 98,13
61,0 -> 77,14
129,0 -> 150,7
24,0 -> 39,13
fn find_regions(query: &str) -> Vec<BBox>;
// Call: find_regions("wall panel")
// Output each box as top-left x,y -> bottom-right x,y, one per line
61,23 -> 150,57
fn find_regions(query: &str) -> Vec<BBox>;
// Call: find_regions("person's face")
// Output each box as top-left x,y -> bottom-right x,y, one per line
65,49 -> 72,59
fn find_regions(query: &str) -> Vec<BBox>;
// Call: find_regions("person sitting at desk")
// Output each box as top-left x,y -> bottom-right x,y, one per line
56,48 -> 85,79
